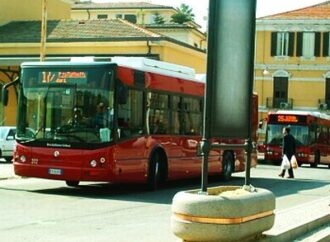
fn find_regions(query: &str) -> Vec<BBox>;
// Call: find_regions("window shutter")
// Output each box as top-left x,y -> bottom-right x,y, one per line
288,32 -> 294,56
296,32 -> 303,57
323,32 -> 329,57
315,32 -> 321,57
271,32 -> 277,56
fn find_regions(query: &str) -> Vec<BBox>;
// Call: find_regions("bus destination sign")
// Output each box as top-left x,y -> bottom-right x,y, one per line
278,115 -> 298,123
41,71 -> 87,84
269,114 -> 307,124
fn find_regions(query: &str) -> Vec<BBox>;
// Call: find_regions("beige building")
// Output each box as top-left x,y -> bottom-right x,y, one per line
0,0 -> 206,126
255,1 -> 330,119
0,0 -> 72,25
70,1 -> 176,24
70,1 -> 207,49
2,0 -> 330,127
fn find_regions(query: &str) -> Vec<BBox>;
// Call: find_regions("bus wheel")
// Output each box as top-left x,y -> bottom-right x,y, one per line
220,152 -> 234,181
66,181 -> 80,187
5,157 -> 13,163
311,152 -> 320,168
147,152 -> 162,191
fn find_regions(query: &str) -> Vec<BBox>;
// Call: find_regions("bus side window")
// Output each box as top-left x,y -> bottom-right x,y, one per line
310,123 -> 317,144
182,97 -> 202,135
172,96 -> 181,135
147,92 -> 169,135
317,126 -> 327,144
117,89 -> 143,138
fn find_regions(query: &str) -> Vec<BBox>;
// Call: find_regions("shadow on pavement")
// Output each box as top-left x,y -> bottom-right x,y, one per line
10,174 -> 327,205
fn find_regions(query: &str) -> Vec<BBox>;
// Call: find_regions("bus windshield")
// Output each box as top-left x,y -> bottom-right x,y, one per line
16,64 -> 115,145
266,124 -> 309,146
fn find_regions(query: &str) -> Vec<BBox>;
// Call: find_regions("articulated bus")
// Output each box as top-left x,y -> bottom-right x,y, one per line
263,110 -> 330,168
5,57 -> 258,189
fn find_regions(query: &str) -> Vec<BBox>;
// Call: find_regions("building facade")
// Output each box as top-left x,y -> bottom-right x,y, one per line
0,0 -> 206,126
1,0 -> 330,128
70,1 -> 207,50
255,1 -> 330,119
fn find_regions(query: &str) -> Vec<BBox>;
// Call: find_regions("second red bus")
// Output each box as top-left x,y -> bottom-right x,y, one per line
262,110 -> 330,168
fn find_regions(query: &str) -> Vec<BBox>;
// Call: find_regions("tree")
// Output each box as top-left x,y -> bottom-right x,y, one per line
171,3 -> 195,24
153,13 -> 165,24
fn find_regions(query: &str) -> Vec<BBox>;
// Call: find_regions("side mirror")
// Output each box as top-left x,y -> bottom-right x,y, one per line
2,76 -> 19,106
6,136 -> 14,141
2,88 -> 8,106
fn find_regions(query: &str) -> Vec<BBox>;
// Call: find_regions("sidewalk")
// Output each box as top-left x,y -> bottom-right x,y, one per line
258,196 -> 330,241
0,161 -> 18,180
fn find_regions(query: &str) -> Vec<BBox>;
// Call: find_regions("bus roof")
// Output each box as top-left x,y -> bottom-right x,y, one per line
269,110 -> 330,120
111,57 -> 203,83
21,57 -> 205,84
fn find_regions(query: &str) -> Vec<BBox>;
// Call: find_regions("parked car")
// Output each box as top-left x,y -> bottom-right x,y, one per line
0,126 -> 16,162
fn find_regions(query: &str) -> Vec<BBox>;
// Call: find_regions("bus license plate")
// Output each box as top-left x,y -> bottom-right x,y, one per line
48,168 -> 63,175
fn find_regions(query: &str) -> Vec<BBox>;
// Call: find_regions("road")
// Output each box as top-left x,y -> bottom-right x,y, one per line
0,162 -> 329,242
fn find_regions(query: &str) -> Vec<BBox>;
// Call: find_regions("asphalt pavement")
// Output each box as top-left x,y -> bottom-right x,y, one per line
1,160 -> 329,241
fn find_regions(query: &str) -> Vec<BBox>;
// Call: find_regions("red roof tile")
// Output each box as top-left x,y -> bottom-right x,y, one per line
0,19 -> 161,43
259,1 -> 330,20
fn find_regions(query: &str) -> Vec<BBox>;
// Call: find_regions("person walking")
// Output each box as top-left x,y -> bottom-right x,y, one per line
278,126 -> 296,178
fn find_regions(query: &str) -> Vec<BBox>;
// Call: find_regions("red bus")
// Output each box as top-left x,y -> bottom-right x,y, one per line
263,110 -> 330,168
8,57 -> 258,189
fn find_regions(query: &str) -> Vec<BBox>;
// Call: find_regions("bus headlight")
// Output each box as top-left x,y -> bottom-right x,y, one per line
100,157 -> 106,164
20,155 -> 27,163
297,153 -> 307,157
90,160 -> 97,167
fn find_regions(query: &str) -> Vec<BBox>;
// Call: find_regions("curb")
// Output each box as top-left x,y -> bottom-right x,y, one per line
258,196 -> 330,242
0,163 -> 18,180
0,175 -> 20,181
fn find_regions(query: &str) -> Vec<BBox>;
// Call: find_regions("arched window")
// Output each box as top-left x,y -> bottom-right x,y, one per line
324,72 -> 330,108
272,70 -> 290,109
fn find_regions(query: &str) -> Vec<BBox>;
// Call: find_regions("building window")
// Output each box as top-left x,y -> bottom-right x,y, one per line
325,78 -> 330,108
296,32 -> 321,58
323,32 -> 330,57
271,32 -> 294,57
97,14 -> 108,19
273,76 -> 288,109
124,14 -> 137,23
277,32 -> 289,56
116,14 -> 123,19
303,32 -> 315,58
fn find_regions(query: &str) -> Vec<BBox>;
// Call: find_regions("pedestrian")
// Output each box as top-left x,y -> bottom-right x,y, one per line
278,126 -> 296,178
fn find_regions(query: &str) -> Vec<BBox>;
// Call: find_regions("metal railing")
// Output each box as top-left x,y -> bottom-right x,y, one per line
266,97 -> 293,109
318,99 -> 330,110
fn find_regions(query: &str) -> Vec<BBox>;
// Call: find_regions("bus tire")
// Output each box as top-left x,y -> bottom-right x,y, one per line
4,156 -> 12,163
220,151 -> 234,181
66,181 -> 80,187
311,151 -> 320,168
147,150 -> 167,191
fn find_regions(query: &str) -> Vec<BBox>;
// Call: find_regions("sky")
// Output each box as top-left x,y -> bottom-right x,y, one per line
92,0 -> 328,31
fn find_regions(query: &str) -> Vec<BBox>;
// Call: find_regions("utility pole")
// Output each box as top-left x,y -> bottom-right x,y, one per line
40,0 -> 47,61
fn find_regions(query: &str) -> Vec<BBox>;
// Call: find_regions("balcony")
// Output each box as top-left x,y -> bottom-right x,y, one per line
266,97 -> 293,109
318,99 -> 330,110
